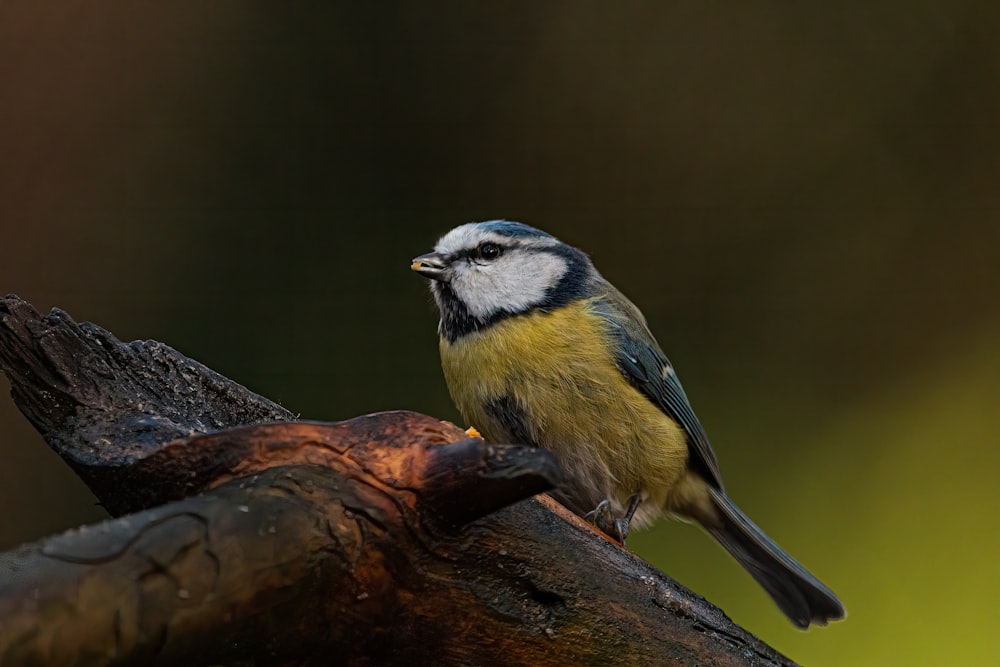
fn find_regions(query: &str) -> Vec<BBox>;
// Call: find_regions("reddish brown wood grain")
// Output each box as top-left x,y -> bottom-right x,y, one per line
0,295 -> 799,666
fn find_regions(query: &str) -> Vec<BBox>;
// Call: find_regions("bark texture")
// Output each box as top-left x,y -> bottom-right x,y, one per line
0,295 -> 799,666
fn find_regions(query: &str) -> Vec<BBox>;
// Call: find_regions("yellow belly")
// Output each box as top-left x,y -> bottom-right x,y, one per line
439,299 -> 690,527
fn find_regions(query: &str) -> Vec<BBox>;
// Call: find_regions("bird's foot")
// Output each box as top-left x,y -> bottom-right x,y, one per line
585,499 -> 615,536
585,495 -> 642,547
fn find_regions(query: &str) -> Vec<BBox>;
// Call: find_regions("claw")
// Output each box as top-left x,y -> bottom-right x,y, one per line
613,518 -> 631,545
585,495 -> 642,548
584,499 -> 612,522
584,499 -> 614,536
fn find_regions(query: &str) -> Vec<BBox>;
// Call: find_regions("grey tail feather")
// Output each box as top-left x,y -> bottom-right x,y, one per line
705,486 -> 846,628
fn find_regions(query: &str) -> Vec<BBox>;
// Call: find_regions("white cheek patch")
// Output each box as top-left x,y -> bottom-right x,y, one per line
430,221 -> 570,321
454,250 -> 568,320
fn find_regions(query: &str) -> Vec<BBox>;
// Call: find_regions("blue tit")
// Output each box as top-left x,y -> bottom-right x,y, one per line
411,220 -> 845,628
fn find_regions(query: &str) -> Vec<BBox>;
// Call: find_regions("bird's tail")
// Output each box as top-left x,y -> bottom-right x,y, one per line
704,486 -> 846,628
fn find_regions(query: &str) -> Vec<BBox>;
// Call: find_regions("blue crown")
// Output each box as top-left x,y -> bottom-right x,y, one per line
478,220 -> 554,239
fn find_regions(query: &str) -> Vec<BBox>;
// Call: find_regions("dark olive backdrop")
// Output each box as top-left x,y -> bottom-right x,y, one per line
2,4 -> 997,665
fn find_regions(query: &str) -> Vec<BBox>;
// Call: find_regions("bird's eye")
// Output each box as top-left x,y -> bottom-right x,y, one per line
477,242 -> 502,260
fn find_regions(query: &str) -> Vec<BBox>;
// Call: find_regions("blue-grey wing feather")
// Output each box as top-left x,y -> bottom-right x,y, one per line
593,290 -> 725,491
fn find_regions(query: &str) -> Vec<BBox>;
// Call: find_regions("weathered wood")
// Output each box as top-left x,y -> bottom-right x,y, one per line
0,296 -> 294,514
0,421 -> 563,666
0,295 -> 800,666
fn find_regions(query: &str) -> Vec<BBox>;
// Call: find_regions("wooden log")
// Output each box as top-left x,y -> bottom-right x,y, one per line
0,295 -> 799,666
0,295 -> 294,515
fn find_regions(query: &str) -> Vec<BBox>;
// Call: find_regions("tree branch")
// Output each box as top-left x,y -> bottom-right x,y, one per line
0,295 -> 799,666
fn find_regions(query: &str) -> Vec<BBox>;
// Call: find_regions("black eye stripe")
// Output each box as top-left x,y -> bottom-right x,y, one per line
465,241 -> 504,261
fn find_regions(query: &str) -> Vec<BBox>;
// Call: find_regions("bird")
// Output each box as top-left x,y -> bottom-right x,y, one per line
410,219 -> 846,628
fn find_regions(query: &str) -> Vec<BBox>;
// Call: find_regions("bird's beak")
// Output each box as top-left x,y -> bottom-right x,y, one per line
410,252 -> 450,281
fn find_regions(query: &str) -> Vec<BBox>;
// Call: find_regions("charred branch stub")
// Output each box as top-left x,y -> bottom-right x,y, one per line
419,435 -> 564,530
0,295 -> 294,515
0,295 -> 799,667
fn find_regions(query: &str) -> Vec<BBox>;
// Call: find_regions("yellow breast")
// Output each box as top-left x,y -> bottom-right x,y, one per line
439,299 -> 689,521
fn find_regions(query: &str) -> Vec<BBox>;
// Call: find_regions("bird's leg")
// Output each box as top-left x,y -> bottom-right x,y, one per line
585,494 -> 642,547
613,494 -> 643,546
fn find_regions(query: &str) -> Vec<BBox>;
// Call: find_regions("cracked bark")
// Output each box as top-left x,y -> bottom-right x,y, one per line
0,295 -> 800,667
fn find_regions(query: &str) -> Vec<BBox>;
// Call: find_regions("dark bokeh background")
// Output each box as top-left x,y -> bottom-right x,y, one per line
2,4 -> 997,664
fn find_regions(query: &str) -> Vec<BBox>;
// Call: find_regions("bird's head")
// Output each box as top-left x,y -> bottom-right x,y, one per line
411,220 -> 595,340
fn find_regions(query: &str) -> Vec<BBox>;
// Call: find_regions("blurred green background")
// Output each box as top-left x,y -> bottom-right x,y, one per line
1,3 -> 997,665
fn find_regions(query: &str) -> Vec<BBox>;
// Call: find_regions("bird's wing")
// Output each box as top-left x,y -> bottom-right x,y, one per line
592,291 -> 725,491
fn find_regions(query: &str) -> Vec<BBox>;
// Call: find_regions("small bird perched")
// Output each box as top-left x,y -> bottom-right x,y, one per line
411,220 -> 845,628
